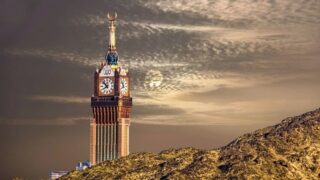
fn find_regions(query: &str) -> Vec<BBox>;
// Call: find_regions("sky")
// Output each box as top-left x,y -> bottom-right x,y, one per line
0,0 -> 320,179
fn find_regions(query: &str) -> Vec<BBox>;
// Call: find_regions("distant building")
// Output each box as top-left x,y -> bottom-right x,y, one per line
76,161 -> 91,170
90,12 -> 132,165
49,161 -> 90,179
50,171 -> 68,180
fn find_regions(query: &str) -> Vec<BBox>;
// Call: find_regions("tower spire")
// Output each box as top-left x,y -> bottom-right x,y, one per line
107,12 -> 117,51
105,12 -> 119,67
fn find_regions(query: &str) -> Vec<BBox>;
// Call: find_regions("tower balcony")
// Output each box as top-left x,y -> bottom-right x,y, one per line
91,96 -> 132,107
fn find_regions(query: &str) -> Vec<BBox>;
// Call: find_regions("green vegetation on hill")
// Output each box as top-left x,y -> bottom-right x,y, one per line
60,108 -> 320,179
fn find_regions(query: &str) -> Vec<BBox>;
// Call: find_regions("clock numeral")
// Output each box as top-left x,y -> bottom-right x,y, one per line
104,69 -> 111,75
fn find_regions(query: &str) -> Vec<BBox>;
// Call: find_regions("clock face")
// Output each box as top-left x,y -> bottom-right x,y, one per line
120,78 -> 128,95
99,78 -> 114,95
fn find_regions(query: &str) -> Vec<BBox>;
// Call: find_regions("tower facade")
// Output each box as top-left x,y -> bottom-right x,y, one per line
90,13 -> 132,165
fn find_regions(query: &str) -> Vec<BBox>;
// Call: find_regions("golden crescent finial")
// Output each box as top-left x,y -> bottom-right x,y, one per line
107,12 -> 117,21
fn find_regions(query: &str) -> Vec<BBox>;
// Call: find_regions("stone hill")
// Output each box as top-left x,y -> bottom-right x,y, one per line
60,108 -> 320,179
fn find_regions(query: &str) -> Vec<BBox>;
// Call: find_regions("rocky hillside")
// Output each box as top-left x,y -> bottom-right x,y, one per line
60,108 -> 320,179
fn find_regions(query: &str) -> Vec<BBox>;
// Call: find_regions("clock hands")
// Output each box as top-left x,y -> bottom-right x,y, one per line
100,79 -> 116,94
120,80 -> 128,95
100,80 -> 110,91
105,82 -> 109,89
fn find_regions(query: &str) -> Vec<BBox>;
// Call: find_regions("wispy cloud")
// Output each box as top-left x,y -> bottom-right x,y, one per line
72,13 -> 297,43
2,48 -> 100,67
141,0 -> 320,25
0,116 -> 89,126
30,95 -> 90,104
3,0 -> 319,126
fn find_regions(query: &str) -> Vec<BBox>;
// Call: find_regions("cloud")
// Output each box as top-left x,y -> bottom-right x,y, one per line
132,80 -> 320,126
2,0 -> 319,126
72,13 -> 296,43
30,95 -> 90,104
141,0 -> 320,25
132,63 -> 320,126
0,116 -> 89,126
2,48 -> 100,67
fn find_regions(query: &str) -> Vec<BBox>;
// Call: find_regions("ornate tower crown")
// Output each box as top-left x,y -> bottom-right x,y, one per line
105,12 -> 118,68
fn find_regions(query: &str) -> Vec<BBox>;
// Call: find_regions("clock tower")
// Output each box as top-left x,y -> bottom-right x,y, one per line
90,13 -> 132,165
